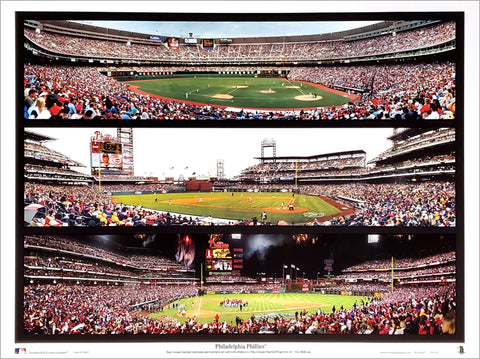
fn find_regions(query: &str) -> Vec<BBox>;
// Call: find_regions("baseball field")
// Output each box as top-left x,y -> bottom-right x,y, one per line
149,292 -> 364,325
125,76 -> 354,110
111,191 -> 348,224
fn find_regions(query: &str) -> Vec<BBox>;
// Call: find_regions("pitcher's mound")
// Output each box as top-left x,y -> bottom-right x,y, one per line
212,94 -> 233,99
263,206 -> 308,214
260,90 -> 276,94
295,94 -> 323,101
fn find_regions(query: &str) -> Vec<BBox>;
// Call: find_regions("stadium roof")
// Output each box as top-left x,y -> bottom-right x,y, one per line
24,129 -> 56,142
27,19 -> 401,43
387,128 -> 437,142
255,150 -> 366,161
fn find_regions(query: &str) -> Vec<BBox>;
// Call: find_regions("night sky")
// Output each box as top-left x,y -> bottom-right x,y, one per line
68,233 -> 456,279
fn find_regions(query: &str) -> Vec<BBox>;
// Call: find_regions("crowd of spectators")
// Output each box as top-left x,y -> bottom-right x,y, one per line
24,283 -> 199,334
240,156 -> 365,181
24,179 -> 456,227
24,21 -> 454,62
101,183 -> 181,193
24,235 -> 187,271
237,129 -> 454,183
24,140 -> 81,166
318,282 -> 391,293
373,128 -> 455,161
24,64 -> 267,120
202,283 -> 281,293
336,264 -> 455,281
370,153 -> 455,173
23,61 -> 455,120
24,255 -> 135,276
24,182 -> 206,227
341,251 -> 455,272
25,164 -> 86,177
298,181 -> 456,227
204,275 -> 267,283
288,61 -> 455,120
23,282 -> 455,335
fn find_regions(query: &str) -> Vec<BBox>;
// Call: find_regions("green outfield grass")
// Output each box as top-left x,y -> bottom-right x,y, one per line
150,293 -> 364,325
111,192 -> 340,224
125,76 -> 351,109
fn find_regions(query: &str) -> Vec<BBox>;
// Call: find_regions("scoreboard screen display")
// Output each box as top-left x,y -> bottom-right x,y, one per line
100,142 -> 122,154
212,260 -> 232,271
205,234 -> 243,274
202,38 -> 214,48
213,248 -> 231,258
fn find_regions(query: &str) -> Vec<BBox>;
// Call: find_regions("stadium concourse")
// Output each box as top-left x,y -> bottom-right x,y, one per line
23,19 -> 456,120
23,235 -> 456,335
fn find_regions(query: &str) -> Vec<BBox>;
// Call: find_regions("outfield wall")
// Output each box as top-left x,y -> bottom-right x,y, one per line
115,72 -> 284,82
312,288 -> 385,297
109,188 -> 296,196
202,288 -> 285,295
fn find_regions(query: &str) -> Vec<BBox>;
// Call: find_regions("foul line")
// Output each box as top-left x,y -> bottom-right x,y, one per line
202,303 -> 328,316
226,87 -> 242,95
284,79 -> 307,96
195,298 -> 202,316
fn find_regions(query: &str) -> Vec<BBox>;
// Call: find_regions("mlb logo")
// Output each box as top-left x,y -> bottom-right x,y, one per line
15,348 -> 26,354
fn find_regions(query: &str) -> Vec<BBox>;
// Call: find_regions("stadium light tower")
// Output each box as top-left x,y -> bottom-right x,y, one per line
261,138 -> 276,163
217,159 -> 225,179
117,128 -> 134,175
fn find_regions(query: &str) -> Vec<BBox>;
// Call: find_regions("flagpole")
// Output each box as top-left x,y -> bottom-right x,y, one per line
201,263 -> 204,292
295,161 -> 298,190
391,256 -> 394,292
98,165 -> 101,191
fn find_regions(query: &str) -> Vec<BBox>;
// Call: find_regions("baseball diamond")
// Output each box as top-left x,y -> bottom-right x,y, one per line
125,76 -> 353,110
111,192 -> 352,224
150,293 -> 364,325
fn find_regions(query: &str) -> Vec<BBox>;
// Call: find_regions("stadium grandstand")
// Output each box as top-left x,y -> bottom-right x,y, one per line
231,128 -> 456,226
24,129 -> 91,185
22,233 -> 456,336
23,19 -> 456,120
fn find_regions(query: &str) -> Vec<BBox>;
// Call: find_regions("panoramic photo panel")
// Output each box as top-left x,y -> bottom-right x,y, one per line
24,127 -> 455,227
22,17 -> 457,121
22,232 -> 457,338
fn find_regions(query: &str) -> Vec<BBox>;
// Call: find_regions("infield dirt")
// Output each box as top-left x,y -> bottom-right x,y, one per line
212,94 -> 233,99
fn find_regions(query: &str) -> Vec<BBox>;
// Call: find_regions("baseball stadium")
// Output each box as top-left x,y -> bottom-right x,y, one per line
22,233 -> 457,337
22,16 -> 457,120
24,127 -> 456,227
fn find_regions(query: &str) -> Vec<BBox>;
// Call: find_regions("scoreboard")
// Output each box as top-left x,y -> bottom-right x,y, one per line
100,141 -> 122,154
205,234 -> 243,275
202,38 -> 214,49
90,130 -> 134,175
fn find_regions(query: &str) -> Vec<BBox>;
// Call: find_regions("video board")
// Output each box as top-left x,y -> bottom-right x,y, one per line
205,234 -> 243,274
202,38 -> 214,49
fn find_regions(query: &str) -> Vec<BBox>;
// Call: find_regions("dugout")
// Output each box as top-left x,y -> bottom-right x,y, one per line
185,179 -> 212,192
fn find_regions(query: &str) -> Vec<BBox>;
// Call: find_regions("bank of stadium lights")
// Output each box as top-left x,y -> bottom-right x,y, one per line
368,234 -> 379,244
393,234 -> 414,241
292,234 -> 318,245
